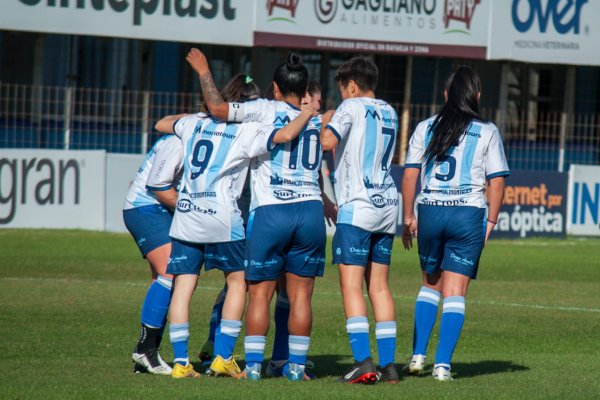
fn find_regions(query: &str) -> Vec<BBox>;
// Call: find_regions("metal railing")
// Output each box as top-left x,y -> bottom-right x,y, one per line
1,83 -> 599,171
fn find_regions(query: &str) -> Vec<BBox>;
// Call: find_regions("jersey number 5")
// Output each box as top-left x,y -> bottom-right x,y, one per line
434,155 -> 457,182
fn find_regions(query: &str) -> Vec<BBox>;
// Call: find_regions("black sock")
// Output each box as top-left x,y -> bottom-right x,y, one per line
136,324 -> 161,354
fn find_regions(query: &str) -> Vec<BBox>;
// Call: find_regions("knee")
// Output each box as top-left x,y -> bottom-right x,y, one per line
367,284 -> 390,299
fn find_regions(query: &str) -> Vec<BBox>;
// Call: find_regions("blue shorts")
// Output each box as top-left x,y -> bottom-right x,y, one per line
417,204 -> 486,279
167,239 -> 206,275
123,205 -> 173,257
245,201 -> 326,281
205,240 -> 245,273
332,224 -> 394,267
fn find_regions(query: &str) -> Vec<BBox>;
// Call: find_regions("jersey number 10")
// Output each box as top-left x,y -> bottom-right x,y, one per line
288,129 -> 322,171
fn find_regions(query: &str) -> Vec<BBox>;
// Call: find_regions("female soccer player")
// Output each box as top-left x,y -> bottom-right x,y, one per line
320,57 -> 400,384
187,48 -> 327,381
155,74 -> 318,379
401,66 -> 509,381
123,132 -> 182,375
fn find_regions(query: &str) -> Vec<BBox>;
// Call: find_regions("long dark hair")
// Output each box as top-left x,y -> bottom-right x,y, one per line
221,73 -> 261,103
272,52 -> 309,100
423,66 -> 482,163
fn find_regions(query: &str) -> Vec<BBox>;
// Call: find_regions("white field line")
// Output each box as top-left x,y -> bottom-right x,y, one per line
3,276 -> 600,314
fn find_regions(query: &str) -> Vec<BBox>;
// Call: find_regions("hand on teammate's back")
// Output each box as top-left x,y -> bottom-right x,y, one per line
186,48 -> 209,76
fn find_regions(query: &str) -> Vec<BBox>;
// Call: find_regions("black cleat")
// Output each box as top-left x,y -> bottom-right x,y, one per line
337,357 -> 378,384
376,363 -> 400,383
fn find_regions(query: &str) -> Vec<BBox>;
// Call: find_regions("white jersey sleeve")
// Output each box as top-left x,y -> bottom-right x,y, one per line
173,113 -> 205,141
145,135 -> 183,191
484,125 -> 510,179
235,122 -> 278,159
326,101 -> 354,142
228,99 -> 271,123
405,120 -> 430,168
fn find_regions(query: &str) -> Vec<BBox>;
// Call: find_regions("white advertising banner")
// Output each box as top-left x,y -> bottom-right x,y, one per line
488,0 -> 600,66
255,0 -> 490,58
105,153 -> 145,233
567,165 -> 600,236
0,149 -> 106,230
0,0 -> 254,46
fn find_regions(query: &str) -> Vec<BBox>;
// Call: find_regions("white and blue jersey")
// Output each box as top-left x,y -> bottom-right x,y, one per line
123,134 -> 183,210
405,116 -> 510,208
169,113 -> 276,243
228,98 -> 323,211
327,97 -> 399,235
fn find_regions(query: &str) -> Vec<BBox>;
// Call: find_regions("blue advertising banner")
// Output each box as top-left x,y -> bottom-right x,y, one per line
493,170 -> 568,238
391,167 -> 568,239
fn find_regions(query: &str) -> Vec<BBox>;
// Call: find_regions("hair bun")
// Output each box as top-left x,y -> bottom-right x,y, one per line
286,52 -> 303,71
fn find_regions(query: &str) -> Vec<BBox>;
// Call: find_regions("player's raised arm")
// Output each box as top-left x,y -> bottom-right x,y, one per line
319,110 -> 339,151
186,48 -> 229,120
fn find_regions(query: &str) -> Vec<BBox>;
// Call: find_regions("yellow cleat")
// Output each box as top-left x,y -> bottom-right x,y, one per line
172,363 -> 201,379
210,355 -> 242,377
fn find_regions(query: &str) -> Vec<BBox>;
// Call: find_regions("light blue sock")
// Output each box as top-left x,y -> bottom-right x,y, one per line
435,296 -> 466,369
413,286 -> 441,356
208,286 -> 227,343
245,335 -> 266,368
288,335 -> 310,366
346,316 -> 370,362
272,291 -> 290,361
214,319 -> 242,360
170,322 -> 190,366
375,321 -> 396,367
141,276 -> 172,328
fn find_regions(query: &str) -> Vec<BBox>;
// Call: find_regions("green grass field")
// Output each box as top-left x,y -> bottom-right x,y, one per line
1,229 -> 599,399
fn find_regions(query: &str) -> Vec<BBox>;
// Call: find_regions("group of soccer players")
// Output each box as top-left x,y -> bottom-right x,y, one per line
123,48 -> 509,383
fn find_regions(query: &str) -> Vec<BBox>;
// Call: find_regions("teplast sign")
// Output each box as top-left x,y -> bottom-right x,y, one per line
488,0 -> 599,65
0,0 -> 254,46
255,0 -> 489,58
493,170 -> 568,238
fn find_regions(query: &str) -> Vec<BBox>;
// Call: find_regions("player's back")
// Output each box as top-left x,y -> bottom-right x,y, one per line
408,116 -> 509,208
329,97 -> 399,234
170,114 -> 272,243
124,135 -> 182,210
239,99 -> 323,210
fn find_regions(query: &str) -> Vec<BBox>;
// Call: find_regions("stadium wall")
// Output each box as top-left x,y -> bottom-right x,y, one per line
2,148 -> 597,238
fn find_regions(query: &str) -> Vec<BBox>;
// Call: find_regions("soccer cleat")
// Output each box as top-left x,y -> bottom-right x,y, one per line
132,349 -> 173,375
403,354 -> 426,375
376,363 -> 400,383
265,359 -> 287,378
286,362 -> 311,381
171,363 -> 201,379
198,340 -> 214,362
432,365 -> 454,381
266,359 -> 316,378
235,364 -> 261,381
337,357 -> 377,384
210,355 -> 242,377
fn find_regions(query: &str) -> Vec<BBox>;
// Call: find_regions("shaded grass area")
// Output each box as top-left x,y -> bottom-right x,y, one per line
1,230 -> 599,399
